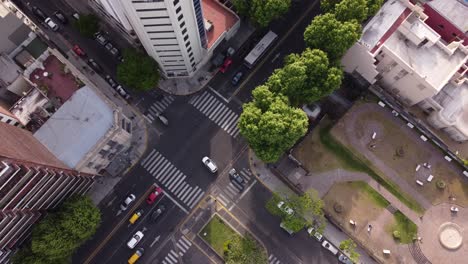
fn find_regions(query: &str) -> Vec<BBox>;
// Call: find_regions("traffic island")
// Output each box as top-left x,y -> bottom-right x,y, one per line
199,214 -> 239,256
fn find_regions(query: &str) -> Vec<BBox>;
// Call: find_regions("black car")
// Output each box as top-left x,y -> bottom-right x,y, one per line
231,71 -> 243,86
53,11 -> 68,24
151,205 -> 166,222
104,75 -> 118,88
87,59 -> 102,73
229,168 -> 245,188
31,6 -> 47,21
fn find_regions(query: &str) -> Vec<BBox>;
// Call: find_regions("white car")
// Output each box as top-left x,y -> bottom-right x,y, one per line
45,17 -> 59,31
202,156 -> 218,173
322,240 -> 339,255
307,227 -> 323,241
120,194 -> 136,211
127,231 -> 144,249
277,201 -> 294,215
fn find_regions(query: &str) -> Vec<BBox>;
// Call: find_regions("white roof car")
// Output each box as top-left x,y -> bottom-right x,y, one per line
277,201 -> 294,215
120,194 -> 136,211
322,240 -> 339,255
307,227 -> 323,241
202,156 -> 218,173
45,17 -> 59,31
127,231 -> 144,249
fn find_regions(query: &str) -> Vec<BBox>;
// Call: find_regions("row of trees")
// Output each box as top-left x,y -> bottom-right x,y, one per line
232,0 -> 291,27
239,0 -> 384,163
224,235 -> 268,264
13,196 -> 101,264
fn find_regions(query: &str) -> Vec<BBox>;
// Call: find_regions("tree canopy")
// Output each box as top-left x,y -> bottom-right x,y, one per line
13,196 -> 101,264
321,0 -> 383,20
224,235 -> 268,264
238,86 -> 308,163
117,49 -> 160,91
232,0 -> 291,27
266,48 -> 343,105
304,13 -> 361,63
339,239 -> 360,263
72,14 -> 99,38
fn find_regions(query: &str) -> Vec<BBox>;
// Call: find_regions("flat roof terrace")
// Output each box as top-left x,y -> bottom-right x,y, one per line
202,0 -> 238,49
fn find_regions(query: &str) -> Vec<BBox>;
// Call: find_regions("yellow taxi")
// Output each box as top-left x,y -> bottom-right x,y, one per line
128,248 -> 144,264
129,209 -> 144,224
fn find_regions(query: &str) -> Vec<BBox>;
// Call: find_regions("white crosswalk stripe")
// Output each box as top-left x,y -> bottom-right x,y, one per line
161,236 -> 193,261
240,169 -> 252,181
189,91 -> 240,138
141,150 -> 205,209
144,96 -> 175,123
269,254 -> 281,264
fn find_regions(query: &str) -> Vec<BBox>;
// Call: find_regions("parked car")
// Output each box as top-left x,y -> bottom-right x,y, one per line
211,53 -> 225,67
156,113 -> 169,126
277,201 -> 294,215
322,240 -> 339,255
53,11 -> 68,24
72,12 -> 80,20
129,209 -> 144,224
151,204 -> 166,222
146,186 -> 163,205
127,231 -> 144,249
228,168 -> 245,188
202,156 -> 218,173
302,104 -> 321,120
104,75 -> 118,88
87,59 -> 103,73
72,45 -> 86,57
115,85 -> 131,100
120,194 -> 136,211
219,58 -> 232,73
105,42 -> 120,57
94,32 -> 108,46
307,226 -> 323,242
338,253 -> 353,264
45,17 -> 59,31
31,6 -> 47,21
128,248 -> 144,264
280,222 -> 294,235
231,71 -> 243,86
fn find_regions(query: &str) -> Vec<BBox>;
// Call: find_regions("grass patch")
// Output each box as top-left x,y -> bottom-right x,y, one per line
389,211 -> 418,244
320,124 -> 425,214
348,181 -> 390,208
200,215 -> 240,256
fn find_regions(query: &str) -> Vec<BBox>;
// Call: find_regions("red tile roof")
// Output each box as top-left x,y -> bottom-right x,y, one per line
202,0 -> 239,49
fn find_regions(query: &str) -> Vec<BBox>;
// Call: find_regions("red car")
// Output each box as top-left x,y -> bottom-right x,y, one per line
146,187 -> 163,204
219,58 -> 232,73
72,45 -> 86,57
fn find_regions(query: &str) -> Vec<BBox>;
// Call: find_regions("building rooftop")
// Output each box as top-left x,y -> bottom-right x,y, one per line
434,81 -> 468,137
34,86 -> 114,168
9,88 -> 50,126
28,55 -> 83,104
0,5 -> 31,54
202,0 -> 238,49
0,121 -> 66,169
427,0 -> 468,33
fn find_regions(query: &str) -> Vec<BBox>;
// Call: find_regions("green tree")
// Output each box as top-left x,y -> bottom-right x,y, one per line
320,0 -> 342,12
13,196 -> 101,263
334,0 -> 368,23
339,239 -> 360,263
117,49 -> 160,91
321,0 -> 383,19
304,13 -> 361,62
232,0 -> 291,27
238,86 -> 308,163
72,14 -> 99,38
224,235 -> 268,264
266,48 -> 343,105
367,0 -> 384,16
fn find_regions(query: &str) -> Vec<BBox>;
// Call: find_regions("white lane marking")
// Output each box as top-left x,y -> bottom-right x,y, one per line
182,186 -> 199,203
238,180 -> 257,201
141,149 -> 157,167
179,186 -> 193,202
181,236 -> 192,246
150,235 -> 160,247
163,191 -> 189,214
189,191 -> 205,208
217,196 -> 228,207
167,172 -> 185,190
176,242 -> 186,253
172,181 -> 187,196
209,86 -> 229,103
186,187 -> 202,207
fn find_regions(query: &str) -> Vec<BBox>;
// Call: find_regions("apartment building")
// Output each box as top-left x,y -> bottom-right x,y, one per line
0,122 -> 96,262
90,0 -> 239,78
341,0 -> 468,142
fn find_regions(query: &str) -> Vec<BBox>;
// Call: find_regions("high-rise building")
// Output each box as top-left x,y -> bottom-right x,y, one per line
0,122 -> 96,262
90,0 -> 239,78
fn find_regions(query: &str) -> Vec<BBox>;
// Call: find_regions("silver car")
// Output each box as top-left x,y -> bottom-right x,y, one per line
120,194 -> 136,211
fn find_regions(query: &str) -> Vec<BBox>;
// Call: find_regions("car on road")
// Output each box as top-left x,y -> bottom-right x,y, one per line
151,204 -> 166,222
219,58 -> 232,73
120,194 -> 136,211
31,6 -> 47,21
87,59 -> 103,73
322,240 -> 339,255
53,11 -> 68,24
307,226 -> 324,242
115,85 -> 131,100
229,168 -> 245,188
280,221 -> 294,235
338,253 -> 353,264
129,209 -> 144,224
128,248 -> 144,264
231,71 -> 243,86
72,45 -> 86,57
146,186 -> 163,205
105,75 -> 118,88
211,53 -> 225,67
277,201 -> 294,215
302,104 -> 321,120
127,231 -> 144,249
94,32 -> 108,46
45,18 -> 59,31
202,156 -> 218,173
105,42 -> 120,57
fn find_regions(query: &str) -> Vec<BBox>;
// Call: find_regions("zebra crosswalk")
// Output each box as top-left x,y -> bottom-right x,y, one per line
141,149 -> 204,209
268,254 -> 282,264
216,168 -> 252,207
145,96 -> 175,123
189,91 -> 240,138
161,236 -> 193,264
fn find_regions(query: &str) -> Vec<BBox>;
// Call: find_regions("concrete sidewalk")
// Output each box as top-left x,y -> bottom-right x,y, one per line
249,150 -> 377,264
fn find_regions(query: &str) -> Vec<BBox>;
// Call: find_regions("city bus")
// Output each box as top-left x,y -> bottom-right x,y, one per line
243,30 -> 278,68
